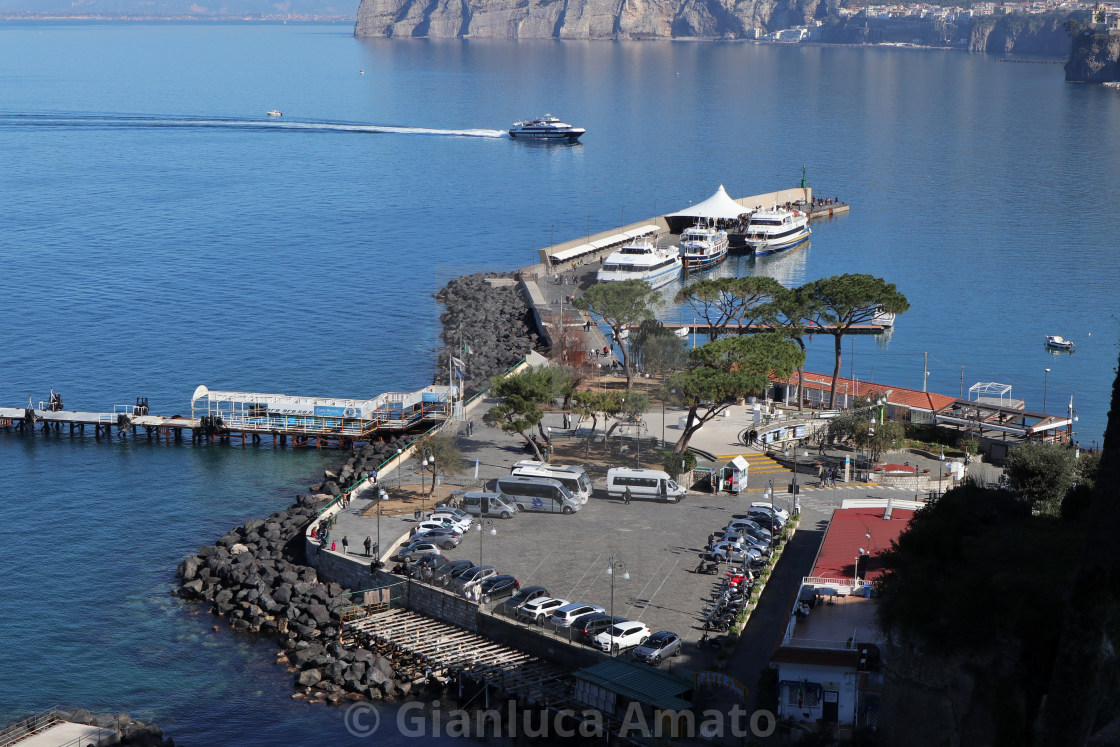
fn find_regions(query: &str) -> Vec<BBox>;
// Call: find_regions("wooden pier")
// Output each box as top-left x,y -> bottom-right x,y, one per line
636,322 -> 889,336
0,383 -> 460,450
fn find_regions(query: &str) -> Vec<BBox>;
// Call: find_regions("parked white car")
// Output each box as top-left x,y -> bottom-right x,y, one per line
416,517 -> 470,535
550,603 -> 606,628
517,597 -> 570,624
593,621 -> 651,653
428,509 -> 473,530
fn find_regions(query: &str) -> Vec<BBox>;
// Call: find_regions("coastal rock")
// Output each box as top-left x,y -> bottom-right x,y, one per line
177,556 -> 200,581
298,668 -> 323,687
306,603 -> 332,627
1066,29 -> 1120,82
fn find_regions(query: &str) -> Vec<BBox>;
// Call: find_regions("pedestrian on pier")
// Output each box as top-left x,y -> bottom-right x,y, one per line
310,526 -> 318,540
817,464 -> 826,487
468,419 -> 474,436
364,536 -> 372,556
330,540 -> 337,552
624,487 -> 632,505
371,468 -> 378,485
342,536 -> 349,554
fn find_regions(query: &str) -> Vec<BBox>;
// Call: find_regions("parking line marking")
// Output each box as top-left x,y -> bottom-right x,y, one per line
626,555 -> 681,620
566,551 -> 607,601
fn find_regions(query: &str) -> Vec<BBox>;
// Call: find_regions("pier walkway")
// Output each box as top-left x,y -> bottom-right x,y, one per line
0,383 -> 459,449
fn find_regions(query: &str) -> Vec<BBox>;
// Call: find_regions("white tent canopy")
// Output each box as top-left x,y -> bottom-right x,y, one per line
666,184 -> 748,221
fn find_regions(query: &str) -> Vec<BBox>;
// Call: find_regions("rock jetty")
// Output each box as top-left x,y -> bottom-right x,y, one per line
435,272 -> 542,396
175,439 -> 436,704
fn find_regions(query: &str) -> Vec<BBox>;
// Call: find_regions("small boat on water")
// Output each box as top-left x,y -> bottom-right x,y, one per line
1045,335 -> 1075,351
596,238 -> 682,290
508,114 -> 585,142
267,110 -> 282,118
679,223 -> 729,271
743,206 -> 811,255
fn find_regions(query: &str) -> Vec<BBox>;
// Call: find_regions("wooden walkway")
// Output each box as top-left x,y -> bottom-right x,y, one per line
345,608 -> 572,700
634,322 -> 888,335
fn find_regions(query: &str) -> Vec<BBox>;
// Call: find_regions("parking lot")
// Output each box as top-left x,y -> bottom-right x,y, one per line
426,483 -> 769,669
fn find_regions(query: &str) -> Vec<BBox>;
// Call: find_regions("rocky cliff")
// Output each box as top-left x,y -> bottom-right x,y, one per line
354,0 -> 839,39
967,12 -> 1079,56
1065,29 -> 1120,82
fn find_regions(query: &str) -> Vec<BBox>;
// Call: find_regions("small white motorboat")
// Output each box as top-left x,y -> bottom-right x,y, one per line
1045,335 -> 1075,351
267,110 -> 282,118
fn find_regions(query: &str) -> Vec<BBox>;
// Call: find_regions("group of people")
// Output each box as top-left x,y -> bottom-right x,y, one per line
818,464 -> 841,487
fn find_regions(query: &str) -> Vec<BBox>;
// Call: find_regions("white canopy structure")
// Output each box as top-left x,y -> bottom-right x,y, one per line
666,185 -> 748,222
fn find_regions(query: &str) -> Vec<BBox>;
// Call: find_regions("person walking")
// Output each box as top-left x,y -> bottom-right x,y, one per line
624,486 -> 632,505
364,536 -> 372,557
818,463 -> 826,487
342,536 -> 349,554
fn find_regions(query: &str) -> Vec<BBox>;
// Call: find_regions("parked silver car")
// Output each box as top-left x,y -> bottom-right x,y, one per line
631,631 -> 682,666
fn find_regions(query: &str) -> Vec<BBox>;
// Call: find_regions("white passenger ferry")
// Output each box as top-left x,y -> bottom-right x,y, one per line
508,114 -> 585,141
679,224 -> 729,270
743,207 -> 811,255
596,239 -> 682,290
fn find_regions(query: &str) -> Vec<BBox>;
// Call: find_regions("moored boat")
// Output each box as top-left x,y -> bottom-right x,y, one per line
267,110 -> 282,118
1045,335 -> 1075,351
743,207 -> 811,255
679,223 -> 729,271
508,114 -> 585,142
596,238 -> 682,290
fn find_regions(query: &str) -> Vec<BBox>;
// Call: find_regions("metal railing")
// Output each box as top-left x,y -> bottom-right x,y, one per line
0,707 -> 62,747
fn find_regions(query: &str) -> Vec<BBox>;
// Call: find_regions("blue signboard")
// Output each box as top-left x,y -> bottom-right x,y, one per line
314,406 -> 346,418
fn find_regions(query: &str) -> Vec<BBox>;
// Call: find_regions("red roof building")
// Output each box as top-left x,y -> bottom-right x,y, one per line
770,370 -> 957,420
809,505 -> 916,585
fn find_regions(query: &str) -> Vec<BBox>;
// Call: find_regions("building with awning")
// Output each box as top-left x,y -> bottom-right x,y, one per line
664,185 -> 750,233
573,657 -> 693,721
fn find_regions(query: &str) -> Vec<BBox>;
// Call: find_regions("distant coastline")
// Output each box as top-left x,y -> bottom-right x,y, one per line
0,14 -> 354,21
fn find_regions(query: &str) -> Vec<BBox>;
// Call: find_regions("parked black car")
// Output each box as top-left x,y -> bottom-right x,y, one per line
431,559 -> 474,585
479,575 -> 520,603
498,585 -> 549,613
574,613 -> 628,644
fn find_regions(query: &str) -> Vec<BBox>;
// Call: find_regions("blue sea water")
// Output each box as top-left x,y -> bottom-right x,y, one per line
1,21 -> 1118,743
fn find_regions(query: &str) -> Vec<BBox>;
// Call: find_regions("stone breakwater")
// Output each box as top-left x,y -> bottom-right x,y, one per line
434,272 -> 542,396
4,709 -> 172,746
175,439 -> 437,705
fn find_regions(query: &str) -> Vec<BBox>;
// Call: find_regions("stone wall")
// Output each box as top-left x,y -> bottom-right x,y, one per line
477,612 -> 610,670
404,582 -> 480,632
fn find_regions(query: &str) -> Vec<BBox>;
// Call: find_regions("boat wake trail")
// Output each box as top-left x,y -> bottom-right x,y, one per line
0,112 -> 508,139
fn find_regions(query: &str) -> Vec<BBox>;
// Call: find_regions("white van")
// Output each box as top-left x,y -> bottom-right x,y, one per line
510,461 -> 593,504
605,468 -> 685,503
454,490 -> 519,520
494,476 -> 582,515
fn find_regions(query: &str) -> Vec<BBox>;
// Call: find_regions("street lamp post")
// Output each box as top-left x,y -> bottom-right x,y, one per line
605,556 -> 629,654
1043,368 -> 1051,413
938,450 -> 944,499
477,519 -> 496,571
396,448 -> 403,488
546,426 -> 552,463
378,490 -> 387,559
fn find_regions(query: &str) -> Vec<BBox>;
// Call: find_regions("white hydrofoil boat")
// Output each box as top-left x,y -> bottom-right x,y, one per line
743,207 -> 811,255
596,239 -> 682,290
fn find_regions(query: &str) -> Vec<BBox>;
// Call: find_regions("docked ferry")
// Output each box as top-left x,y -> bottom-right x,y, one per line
742,207 -> 811,255
679,224 -> 730,271
596,239 -> 682,290
508,114 -> 585,142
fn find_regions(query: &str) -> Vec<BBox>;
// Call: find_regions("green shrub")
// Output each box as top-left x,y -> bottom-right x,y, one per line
659,449 -> 696,479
